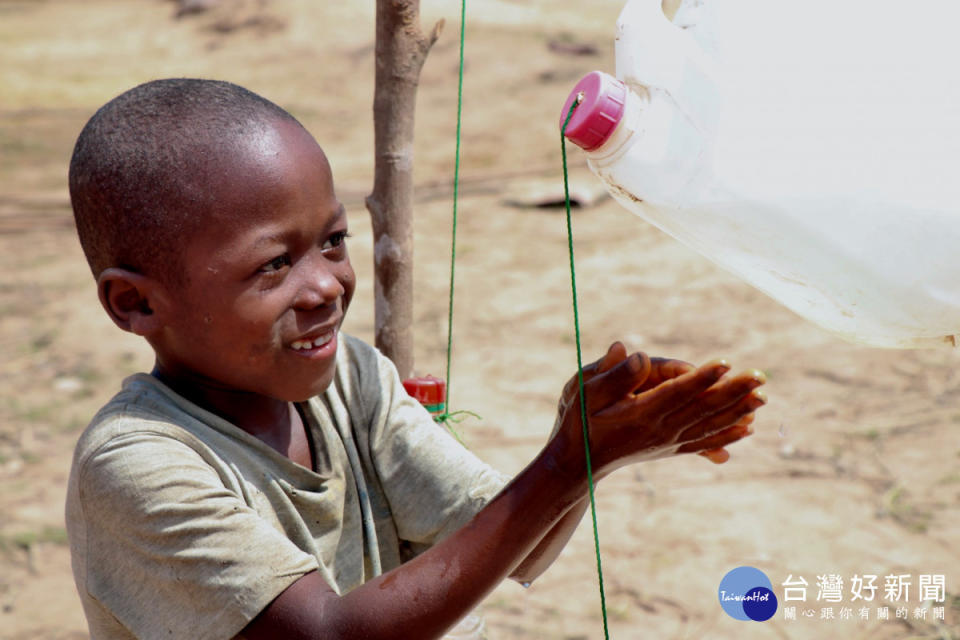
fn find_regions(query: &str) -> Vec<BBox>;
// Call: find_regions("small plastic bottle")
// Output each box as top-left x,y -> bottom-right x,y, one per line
402,375 -> 446,419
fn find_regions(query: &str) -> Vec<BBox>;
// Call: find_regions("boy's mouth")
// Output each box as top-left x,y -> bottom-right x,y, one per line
290,329 -> 336,352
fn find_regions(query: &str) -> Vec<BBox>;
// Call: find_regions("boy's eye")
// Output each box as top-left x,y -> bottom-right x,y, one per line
260,254 -> 292,274
322,231 -> 350,251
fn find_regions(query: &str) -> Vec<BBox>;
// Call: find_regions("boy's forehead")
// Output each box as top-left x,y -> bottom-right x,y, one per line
213,118 -> 327,175
202,119 -> 334,207
185,119 -> 338,238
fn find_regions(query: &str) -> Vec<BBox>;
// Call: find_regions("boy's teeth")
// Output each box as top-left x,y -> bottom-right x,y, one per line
291,332 -> 334,351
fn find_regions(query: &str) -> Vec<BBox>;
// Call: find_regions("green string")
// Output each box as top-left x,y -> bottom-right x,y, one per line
561,96 -> 611,640
440,4 -> 609,634
435,0 -> 468,441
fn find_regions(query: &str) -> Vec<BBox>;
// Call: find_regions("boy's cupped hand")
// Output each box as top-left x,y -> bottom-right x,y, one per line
551,342 -> 767,478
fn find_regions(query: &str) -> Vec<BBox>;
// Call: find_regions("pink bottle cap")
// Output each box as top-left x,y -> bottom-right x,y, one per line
560,71 -> 627,151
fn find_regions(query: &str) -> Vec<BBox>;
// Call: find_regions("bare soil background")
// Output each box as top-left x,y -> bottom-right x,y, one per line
1,1 -> 958,638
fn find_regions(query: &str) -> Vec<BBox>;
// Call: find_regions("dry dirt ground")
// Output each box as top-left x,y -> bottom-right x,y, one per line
1,1 -> 959,639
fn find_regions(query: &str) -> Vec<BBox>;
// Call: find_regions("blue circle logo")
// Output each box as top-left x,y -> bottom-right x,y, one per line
718,566 -> 778,621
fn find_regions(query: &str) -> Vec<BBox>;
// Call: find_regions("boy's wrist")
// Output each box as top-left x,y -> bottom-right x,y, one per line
539,428 -> 592,499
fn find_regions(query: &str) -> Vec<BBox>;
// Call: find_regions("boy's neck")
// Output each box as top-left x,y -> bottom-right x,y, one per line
152,361 -> 294,439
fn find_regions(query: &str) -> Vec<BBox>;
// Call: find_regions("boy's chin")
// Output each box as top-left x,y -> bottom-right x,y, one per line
283,370 -> 337,403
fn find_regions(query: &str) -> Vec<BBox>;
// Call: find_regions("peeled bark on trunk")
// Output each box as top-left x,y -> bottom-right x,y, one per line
366,0 -> 442,379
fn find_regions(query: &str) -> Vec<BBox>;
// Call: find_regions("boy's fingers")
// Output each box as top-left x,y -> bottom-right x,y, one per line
636,359 -> 732,417
681,420 -> 754,455
596,342 -> 629,374
665,369 -> 766,428
730,412 -> 756,430
583,351 -> 652,412
677,389 -> 767,444
698,448 -> 731,464
636,357 -> 695,391
559,342 -> 629,408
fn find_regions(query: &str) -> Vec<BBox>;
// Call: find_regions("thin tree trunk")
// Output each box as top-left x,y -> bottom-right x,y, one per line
366,1 -> 442,379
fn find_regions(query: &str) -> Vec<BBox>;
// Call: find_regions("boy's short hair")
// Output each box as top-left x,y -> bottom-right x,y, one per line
69,78 -> 299,284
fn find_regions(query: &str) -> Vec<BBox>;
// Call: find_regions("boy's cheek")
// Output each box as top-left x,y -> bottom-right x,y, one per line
339,262 -> 357,313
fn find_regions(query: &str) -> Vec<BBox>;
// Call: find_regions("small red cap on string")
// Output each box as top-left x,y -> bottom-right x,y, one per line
402,375 -> 447,417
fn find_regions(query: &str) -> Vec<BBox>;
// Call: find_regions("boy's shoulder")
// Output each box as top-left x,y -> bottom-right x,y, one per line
70,373 -> 212,473
336,332 -> 405,385
319,332 -> 411,420
335,332 -> 384,381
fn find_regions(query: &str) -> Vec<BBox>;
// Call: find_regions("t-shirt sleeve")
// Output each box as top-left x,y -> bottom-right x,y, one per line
74,431 -> 319,640
362,349 -> 509,547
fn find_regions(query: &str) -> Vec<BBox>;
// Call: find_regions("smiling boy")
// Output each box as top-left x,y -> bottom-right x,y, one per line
65,78 -> 767,640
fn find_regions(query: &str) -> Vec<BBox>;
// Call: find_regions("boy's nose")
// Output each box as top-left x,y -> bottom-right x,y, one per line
293,258 -> 344,310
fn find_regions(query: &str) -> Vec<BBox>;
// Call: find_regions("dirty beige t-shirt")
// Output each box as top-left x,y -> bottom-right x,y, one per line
65,334 -> 507,640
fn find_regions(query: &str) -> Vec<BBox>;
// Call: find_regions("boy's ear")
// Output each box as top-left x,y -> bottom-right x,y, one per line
97,268 -> 170,337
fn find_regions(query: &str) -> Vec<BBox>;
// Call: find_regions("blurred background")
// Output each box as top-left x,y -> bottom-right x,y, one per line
1,1 -> 958,638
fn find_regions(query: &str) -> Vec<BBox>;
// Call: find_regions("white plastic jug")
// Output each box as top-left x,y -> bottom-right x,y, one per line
561,0 -> 960,348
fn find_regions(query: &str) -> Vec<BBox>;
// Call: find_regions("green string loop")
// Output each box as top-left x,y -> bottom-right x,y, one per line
561,95 -> 611,640
434,409 -> 482,445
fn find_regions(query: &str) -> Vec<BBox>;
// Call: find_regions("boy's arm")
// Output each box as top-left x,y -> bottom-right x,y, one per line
242,343 -> 765,640
243,442 -> 590,639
